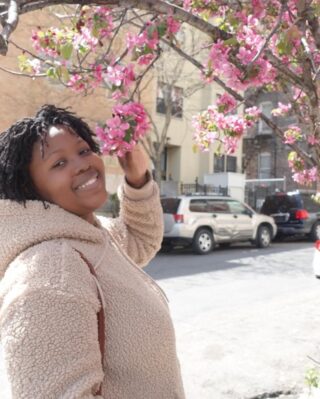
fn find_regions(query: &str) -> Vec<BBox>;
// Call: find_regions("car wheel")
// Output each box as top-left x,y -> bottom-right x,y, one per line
310,222 -> 320,242
255,225 -> 271,248
192,228 -> 214,255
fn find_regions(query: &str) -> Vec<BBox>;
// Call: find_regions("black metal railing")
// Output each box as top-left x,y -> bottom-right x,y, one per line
181,183 -> 228,196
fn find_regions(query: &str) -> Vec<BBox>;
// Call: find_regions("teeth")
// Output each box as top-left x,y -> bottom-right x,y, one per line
77,175 -> 98,190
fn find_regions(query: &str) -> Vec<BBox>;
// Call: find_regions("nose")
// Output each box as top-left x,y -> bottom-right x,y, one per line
73,155 -> 90,175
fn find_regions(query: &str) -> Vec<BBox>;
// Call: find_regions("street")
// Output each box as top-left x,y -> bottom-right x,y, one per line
0,241 -> 319,399
145,241 -> 320,399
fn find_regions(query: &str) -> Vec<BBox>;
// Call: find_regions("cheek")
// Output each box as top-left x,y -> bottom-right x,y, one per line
33,170 -> 72,201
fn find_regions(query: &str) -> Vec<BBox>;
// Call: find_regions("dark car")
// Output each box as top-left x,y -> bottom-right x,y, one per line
260,191 -> 320,241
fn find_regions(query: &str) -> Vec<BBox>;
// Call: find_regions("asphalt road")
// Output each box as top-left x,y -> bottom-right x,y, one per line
0,240 -> 319,399
144,240 -> 320,399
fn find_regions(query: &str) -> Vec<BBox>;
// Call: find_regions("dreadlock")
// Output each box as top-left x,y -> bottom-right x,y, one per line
0,104 -> 100,204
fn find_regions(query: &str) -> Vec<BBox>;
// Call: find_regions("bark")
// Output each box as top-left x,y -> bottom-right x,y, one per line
152,154 -> 162,187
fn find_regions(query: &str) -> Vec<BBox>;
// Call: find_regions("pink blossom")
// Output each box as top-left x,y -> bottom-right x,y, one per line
216,93 -> 237,114
307,135 -> 320,145
74,27 -> 98,51
67,74 -> 86,92
245,106 -> 261,119
292,167 -> 318,185
138,54 -> 155,65
166,16 -> 181,34
272,102 -> 292,116
223,136 -> 239,154
283,126 -> 302,144
97,102 -> 149,156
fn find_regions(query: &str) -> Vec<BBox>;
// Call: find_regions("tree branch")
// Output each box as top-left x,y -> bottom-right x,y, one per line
0,0 -> 20,55
18,0 -> 230,40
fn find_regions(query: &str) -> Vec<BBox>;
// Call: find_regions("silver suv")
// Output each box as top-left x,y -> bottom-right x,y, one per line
161,195 -> 277,254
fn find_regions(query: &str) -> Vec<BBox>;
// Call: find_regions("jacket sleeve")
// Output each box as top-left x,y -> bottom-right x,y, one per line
102,178 -> 164,268
0,241 -> 104,399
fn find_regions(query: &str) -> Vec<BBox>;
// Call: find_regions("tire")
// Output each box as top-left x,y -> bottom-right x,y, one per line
310,222 -> 320,242
255,225 -> 271,248
192,228 -> 214,255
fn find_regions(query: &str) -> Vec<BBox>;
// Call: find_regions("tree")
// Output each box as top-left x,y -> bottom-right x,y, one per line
0,1 -> 320,185
136,29 -> 205,185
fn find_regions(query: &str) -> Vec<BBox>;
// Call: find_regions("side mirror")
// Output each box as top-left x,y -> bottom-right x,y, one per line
244,209 -> 253,218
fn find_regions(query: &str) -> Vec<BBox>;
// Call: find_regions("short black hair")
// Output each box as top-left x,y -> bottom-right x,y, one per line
0,104 -> 100,204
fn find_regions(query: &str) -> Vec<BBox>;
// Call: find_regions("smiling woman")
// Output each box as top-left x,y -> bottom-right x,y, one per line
0,105 -> 185,399
29,125 -> 108,225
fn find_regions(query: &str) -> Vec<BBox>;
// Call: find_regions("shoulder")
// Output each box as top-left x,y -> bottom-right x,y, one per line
3,240 -> 97,301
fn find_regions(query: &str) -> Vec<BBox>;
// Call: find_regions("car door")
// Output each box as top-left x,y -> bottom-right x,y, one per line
227,200 -> 254,240
206,199 -> 235,242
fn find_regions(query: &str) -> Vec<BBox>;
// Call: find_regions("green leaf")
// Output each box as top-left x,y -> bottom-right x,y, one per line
287,151 -> 297,162
123,129 -> 133,143
17,54 -> 31,72
46,66 -> 57,79
157,23 -> 167,38
60,42 -> 73,60
224,38 -> 238,46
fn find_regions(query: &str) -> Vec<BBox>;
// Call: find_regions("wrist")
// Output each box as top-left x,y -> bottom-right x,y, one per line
125,170 -> 151,189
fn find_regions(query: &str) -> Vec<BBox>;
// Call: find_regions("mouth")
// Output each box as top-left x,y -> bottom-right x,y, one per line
74,172 -> 100,191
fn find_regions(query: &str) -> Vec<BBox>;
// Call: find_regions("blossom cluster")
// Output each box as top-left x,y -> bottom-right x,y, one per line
21,1 -> 320,182
288,151 -> 317,185
193,93 -> 261,154
96,102 -> 149,157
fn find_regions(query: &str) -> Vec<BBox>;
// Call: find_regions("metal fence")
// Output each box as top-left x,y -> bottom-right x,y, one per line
245,178 -> 286,210
181,183 -> 228,196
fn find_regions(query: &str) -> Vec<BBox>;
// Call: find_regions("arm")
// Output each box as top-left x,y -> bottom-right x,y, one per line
102,145 -> 164,268
0,242 -> 104,399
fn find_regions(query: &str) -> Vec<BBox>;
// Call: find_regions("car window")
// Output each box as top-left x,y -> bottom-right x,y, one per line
228,200 -> 247,214
189,199 -> 207,212
206,200 -> 230,213
260,194 -> 300,214
301,194 -> 320,213
161,198 -> 181,214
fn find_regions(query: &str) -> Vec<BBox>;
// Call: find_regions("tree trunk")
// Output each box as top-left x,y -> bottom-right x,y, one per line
152,153 -> 162,189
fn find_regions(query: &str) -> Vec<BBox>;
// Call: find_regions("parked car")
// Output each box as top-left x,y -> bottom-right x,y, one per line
313,240 -> 320,278
161,195 -> 277,254
260,191 -> 320,241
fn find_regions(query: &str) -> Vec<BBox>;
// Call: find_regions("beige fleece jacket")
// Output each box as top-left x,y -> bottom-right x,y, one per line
0,179 -> 185,399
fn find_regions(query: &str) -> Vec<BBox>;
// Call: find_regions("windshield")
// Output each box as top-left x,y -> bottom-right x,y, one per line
261,194 -> 300,214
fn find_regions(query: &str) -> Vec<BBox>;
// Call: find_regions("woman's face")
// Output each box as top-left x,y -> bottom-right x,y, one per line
29,125 -> 108,224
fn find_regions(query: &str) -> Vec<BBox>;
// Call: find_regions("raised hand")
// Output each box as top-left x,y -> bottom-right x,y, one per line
118,144 -> 150,189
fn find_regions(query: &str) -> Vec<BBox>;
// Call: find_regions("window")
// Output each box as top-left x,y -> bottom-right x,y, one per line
156,82 -> 183,118
207,200 -> 230,213
228,200 -> 247,214
226,156 -> 237,172
189,199 -> 207,212
214,155 -> 225,172
258,153 -> 271,179
160,198 -> 181,214
258,101 -> 273,134
214,155 -> 237,172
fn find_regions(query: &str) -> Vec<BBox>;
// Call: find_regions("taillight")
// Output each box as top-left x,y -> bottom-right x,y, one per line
295,209 -> 309,220
173,214 -> 184,223
315,240 -> 320,251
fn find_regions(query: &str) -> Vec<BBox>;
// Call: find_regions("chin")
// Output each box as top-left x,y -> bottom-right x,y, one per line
91,191 -> 109,212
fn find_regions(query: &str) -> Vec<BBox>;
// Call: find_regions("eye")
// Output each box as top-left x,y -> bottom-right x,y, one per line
79,147 -> 92,155
52,159 -> 66,168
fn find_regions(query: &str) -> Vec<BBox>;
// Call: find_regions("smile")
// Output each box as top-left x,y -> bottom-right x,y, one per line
75,173 -> 100,191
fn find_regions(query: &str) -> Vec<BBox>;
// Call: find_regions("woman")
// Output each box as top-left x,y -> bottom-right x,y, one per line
0,105 -> 185,399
